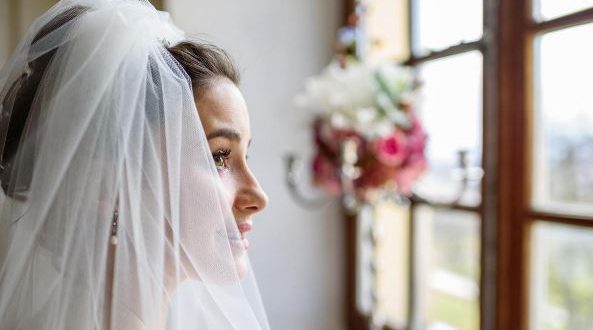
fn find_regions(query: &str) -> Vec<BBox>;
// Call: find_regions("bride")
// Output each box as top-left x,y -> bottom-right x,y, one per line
0,0 -> 269,329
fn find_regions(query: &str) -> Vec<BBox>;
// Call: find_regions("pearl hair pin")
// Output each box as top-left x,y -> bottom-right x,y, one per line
110,209 -> 119,245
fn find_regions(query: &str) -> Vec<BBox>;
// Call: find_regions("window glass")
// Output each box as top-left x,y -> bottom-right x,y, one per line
414,0 -> 483,54
415,51 -> 483,206
534,0 -> 593,21
415,206 -> 481,330
530,222 -> 593,330
533,24 -> 593,216
375,202 -> 410,329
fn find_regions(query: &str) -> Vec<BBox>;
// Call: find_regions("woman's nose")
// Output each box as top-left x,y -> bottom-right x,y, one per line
233,170 -> 268,215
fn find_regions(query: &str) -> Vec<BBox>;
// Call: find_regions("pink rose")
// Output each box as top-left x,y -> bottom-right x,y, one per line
373,130 -> 408,166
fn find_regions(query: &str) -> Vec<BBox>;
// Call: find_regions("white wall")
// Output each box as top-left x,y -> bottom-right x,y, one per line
0,0 -> 57,66
167,1 -> 345,329
0,2 -> 9,66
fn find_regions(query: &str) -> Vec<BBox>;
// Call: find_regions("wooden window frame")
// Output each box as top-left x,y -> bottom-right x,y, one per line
498,1 -> 593,330
344,1 -> 593,330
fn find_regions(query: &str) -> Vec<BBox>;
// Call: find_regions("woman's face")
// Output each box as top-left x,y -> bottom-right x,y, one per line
194,78 -> 268,251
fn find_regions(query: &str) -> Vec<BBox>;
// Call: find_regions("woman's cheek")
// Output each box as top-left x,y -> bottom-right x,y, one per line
217,172 -> 236,208
176,164 -> 246,283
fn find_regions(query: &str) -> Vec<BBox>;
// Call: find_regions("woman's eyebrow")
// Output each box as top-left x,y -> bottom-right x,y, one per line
206,128 -> 241,141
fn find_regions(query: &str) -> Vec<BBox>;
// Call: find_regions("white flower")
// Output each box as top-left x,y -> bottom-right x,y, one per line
376,64 -> 415,99
330,112 -> 350,129
296,58 -> 418,136
356,107 -> 376,125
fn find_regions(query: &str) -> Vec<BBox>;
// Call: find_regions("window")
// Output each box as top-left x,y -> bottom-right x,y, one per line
513,2 -> 593,330
406,1 -> 488,329
347,1 -> 593,330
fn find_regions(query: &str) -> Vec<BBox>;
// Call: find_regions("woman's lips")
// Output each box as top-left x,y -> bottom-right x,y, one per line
237,222 -> 252,250
229,236 -> 249,250
218,222 -> 252,250
237,222 -> 252,235
242,238 -> 250,250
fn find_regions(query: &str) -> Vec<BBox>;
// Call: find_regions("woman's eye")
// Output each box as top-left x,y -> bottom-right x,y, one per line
212,149 -> 231,170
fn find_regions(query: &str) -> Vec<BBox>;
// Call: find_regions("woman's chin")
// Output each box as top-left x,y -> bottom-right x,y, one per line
230,242 -> 250,280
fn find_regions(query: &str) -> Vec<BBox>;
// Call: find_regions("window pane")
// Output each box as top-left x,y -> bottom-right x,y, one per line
414,206 -> 481,330
413,0 -> 483,54
356,205 -> 375,315
533,24 -> 593,216
356,203 -> 410,328
415,51 -> 483,206
530,222 -> 593,330
375,202 -> 410,329
534,0 -> 593,21
366,0 -> 409,62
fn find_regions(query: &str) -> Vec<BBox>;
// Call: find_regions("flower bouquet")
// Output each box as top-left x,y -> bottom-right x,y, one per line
296,58 -> 427,201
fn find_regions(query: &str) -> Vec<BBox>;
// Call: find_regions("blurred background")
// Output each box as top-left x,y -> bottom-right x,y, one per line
1,0 -> 592,330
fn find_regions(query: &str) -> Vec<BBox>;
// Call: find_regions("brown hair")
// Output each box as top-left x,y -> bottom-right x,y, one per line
166,41 -> 240,96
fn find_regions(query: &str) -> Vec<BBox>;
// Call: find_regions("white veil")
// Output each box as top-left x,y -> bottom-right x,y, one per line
0,0 -> 269,329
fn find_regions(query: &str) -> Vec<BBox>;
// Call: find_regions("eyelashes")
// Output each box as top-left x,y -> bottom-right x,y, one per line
212,148 -> 231,171
211,148 -> 251,172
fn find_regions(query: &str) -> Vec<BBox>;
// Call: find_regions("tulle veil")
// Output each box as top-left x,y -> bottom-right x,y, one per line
0,0 -> 269,328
